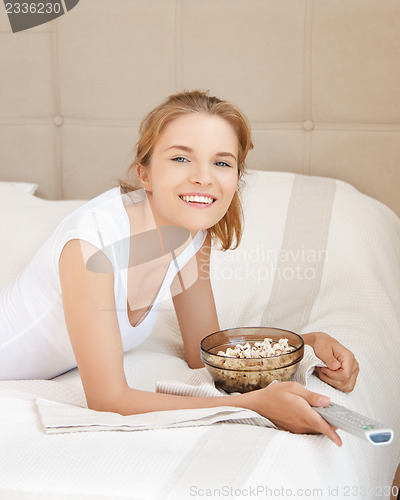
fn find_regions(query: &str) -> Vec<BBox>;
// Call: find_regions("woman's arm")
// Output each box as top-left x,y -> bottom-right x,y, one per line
59,239 -> 130,410
59,238 -> 341,446
171,232 -> 219,368
113,380 -> 342,446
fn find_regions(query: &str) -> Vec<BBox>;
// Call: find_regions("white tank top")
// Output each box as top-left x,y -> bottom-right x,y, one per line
0,187 -> 207,380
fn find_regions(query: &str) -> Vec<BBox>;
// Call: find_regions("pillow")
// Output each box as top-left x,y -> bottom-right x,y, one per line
208,170 -> 400,333
0,181 -> 38,195
0,184 -> 87,288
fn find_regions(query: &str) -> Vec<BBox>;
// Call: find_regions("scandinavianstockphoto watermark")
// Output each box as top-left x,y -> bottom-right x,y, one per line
211,262 -> 319,283
209,244 -> 328,284
4,0 -> 80,33
212,245 -> 328,266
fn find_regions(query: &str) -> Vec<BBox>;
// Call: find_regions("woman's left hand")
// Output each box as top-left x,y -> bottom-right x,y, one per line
301,331 -> 359,392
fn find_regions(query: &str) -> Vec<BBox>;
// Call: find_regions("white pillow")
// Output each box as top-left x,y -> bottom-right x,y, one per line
0,184 -> 87,288
0,181 -> 38,195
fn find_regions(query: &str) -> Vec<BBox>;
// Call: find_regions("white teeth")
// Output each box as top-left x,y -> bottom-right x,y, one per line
181,195 -> 214,204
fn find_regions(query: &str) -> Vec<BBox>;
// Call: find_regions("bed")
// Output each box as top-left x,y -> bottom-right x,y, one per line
1,171 -> 399,500
1,1 -> 400,499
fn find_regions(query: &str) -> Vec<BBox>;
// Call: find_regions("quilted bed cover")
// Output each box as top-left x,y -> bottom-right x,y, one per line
0,171 -> 399,500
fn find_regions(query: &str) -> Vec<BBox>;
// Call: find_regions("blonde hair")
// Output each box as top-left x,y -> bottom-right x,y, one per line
120,90 -> 253,250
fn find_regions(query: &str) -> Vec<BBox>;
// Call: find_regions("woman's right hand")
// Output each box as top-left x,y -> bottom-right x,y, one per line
245,381 -> 342,447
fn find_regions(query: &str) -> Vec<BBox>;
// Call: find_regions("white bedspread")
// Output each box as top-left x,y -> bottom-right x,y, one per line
1,171 -> 399,500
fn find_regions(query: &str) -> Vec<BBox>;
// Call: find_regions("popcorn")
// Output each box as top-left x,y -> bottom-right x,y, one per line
217,337 -> 295,359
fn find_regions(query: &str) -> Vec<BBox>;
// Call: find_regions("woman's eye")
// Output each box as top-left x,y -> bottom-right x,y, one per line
172,156 -> 188,163
215,161 -> 232,168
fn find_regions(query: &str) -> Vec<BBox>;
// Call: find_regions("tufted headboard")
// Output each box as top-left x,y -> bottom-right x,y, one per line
1,0 -> 399,217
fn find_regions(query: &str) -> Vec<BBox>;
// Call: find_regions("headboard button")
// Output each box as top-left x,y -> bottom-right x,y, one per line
303,120 -> 314,131
53,115 -> 64,127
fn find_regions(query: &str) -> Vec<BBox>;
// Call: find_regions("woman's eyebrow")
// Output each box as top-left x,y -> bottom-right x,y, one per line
164,145 -> 237,161
216,152 -> 237,161
164,145 -> 193,153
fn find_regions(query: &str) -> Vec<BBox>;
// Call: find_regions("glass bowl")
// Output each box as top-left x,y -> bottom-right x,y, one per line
200,327 -> 304,393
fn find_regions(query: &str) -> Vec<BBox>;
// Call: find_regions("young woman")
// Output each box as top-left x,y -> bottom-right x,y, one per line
0,90 -> 359,446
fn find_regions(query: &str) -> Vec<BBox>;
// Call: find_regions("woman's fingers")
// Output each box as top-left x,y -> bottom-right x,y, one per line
261,382 -> 342,446
318,363 -> 358,380
295,383 -> 329,406
316,362 -> 359,392
313,340 -> 360,392
298,385 -> 342,446
312,414 -> 343,447
304,331 -> 360,393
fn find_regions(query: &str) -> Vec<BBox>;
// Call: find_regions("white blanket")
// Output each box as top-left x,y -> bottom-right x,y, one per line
0,171 -> 399,500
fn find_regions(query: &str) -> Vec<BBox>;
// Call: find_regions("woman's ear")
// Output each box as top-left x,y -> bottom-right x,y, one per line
135,164 -> 151,191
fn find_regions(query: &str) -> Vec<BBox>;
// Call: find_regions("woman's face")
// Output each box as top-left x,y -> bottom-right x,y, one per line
137,112 -> 239,233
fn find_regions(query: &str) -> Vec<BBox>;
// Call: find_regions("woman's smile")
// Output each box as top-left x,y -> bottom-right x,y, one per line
178,192 -> 217,208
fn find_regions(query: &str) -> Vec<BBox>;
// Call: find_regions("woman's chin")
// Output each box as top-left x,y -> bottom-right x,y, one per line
175,216 -> 219,235
186,223 -> 213,236
188,226 -> 206,236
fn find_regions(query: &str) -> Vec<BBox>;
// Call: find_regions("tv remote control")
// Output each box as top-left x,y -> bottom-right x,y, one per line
312,401 -> 394,445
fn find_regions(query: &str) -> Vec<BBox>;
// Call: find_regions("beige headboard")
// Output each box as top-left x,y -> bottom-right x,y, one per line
1,0 -> 399,217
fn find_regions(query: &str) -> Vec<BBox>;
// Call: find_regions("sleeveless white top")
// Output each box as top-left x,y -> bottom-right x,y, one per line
0,187 -> 207,380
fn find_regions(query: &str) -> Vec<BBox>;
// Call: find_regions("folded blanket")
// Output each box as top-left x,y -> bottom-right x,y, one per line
36,345 -> 324,434
36,400 -> 275,434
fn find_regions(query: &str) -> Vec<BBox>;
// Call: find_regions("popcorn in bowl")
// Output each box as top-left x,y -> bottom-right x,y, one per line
200,327 -> 304,393
218,337 -> 296,359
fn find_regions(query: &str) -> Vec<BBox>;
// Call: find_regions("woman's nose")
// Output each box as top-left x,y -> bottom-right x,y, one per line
189,163 -> 213,185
